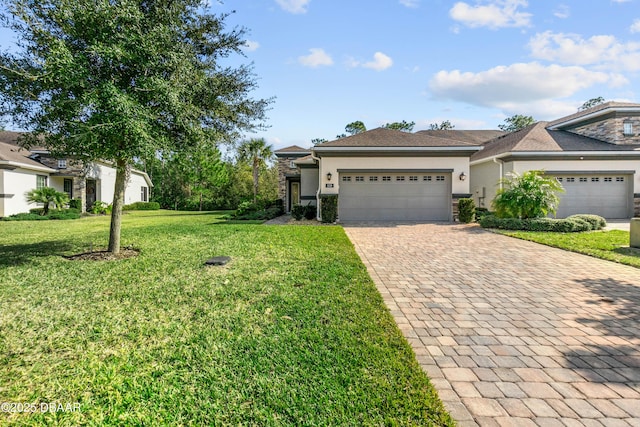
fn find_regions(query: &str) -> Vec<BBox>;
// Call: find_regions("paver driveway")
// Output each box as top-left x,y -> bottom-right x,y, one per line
344,223 -> 640,427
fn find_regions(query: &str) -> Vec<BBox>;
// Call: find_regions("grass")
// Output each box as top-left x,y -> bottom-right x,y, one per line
500,229 -> 640,268
0,210 -> 453,426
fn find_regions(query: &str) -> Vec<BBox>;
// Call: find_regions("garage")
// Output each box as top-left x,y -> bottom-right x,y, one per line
338,172 -> 451,221
552,173 -> 633,219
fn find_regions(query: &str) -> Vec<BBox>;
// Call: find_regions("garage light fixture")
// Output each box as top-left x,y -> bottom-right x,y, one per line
326,172 -> 332,181
459,172 -> 466,181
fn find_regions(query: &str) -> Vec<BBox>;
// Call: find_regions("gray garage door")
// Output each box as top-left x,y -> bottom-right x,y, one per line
553,174 -> 632,219
338,173 -> 451,221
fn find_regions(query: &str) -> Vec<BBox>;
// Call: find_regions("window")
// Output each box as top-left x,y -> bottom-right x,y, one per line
556,177 -> 563,182
342,176 -> 351,182
604,177 -> 612,182
382,176 -> 391,182
566,177 -> 575,183
57,159 -> 67,169
623,121 -> 633,136
409,176 -> 418,181
355,176 -> 364,182
396,176 -> 405,181
616,177 -> 625,182
36,175 -> 48,189
436,176 -> 445,181
423,176 -> 432,182
591,177 -> 599,182
141,186 -> 148,202
289,160 -> 296,168
579,177 -> 588,182
63,178 -> 73,198
369,176 -> 378,182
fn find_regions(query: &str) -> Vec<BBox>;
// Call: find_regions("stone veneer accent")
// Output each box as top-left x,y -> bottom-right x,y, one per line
276,156 -> 304,199
635,195 -> 640,217
568,114 -> 640,145
38,154 -> 89,212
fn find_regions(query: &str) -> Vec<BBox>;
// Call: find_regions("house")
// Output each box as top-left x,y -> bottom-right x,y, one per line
0,131 -> 153,217
470,102 -> 640,219
276,102 -> 640,222
276,128 -> 485,221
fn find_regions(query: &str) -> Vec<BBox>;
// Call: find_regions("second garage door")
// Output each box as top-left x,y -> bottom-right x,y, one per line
338,172 -> 451,221
553,174 -> 632,219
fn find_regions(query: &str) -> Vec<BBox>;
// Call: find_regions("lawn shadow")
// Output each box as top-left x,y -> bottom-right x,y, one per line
613,246 -> 640,257
0,240 -> 75,267
565,276 -> 640,383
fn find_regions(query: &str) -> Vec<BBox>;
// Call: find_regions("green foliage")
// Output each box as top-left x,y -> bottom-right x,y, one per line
90,201 -> 110,215
492,170 -> 564,219
303,203 -> 316,220
25,187 -> 69,215
344,121 -> 367,135
474,207 -> 493,221
567,214 -> 607,230
498,114 -> 535,132
311,138 -> 327,145
0,0 -> 271,252
457,198 -> 475,223
237,138 -> 275,204
429,120 -> 454,130
123,202 -> 160,211
68,198 -> 82,210
479,215 -> 599,232
291,204 -> 305,220
235,201 -> 261,217
3,209 -> 80,221
382,120 -> 415,132
579,97 -> 605,111
320,194 -> 338,223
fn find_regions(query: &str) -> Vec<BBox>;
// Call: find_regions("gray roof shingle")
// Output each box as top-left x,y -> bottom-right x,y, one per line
317,127 -> 481,148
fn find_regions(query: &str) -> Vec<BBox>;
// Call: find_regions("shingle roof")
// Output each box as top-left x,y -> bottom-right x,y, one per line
471,122 -> 640,162
317,127 -> 481,147
548,101 -> 640,129
416,129 -> 505,145
274,145 -> 310,153
0,140 -> 52,170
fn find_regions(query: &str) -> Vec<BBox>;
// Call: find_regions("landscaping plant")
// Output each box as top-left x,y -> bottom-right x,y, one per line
492,170 -> 564,219
25,187 -> 69,215
457,198 -> 475,223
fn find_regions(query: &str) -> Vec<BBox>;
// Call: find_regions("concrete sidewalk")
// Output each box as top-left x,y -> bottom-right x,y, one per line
345,223 -> 640,427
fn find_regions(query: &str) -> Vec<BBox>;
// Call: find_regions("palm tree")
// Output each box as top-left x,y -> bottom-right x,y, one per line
237,138 -> 274,204
25,187 -> 69,215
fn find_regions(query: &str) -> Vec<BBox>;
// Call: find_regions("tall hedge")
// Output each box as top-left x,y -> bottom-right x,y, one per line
458,198 -> 475,223
320,195 -> 338,223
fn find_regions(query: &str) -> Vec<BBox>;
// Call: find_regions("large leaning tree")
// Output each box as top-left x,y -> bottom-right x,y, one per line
0,0 -> 271,253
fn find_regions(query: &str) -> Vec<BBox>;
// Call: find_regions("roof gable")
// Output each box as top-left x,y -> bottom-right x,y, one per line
317,127 -> 482,148
548,101 -> 640,130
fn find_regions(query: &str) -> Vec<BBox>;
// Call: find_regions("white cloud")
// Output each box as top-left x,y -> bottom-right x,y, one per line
631,19 -> 640,33
362,52 -> 393,71
243,40 -> 260,52
449,0 -> 532,29
298,48 -> 333,68
275,0 -> 310,14
399,0 -> 420,8
553,4 -> 570,19
428,62 -> 627,118
529,31 -> 640,71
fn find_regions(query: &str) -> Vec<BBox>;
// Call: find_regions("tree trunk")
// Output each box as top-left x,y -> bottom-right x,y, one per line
108,159 -> 131,254
199,191 -> 203,211
252,158 -> 259,204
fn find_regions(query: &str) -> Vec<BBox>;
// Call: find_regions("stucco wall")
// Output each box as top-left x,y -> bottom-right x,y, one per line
0,169 -> 40,216
470,161 -> 501,208
319,156 -> 471,195
300,167 -> 319,204
126,172 -> 150,204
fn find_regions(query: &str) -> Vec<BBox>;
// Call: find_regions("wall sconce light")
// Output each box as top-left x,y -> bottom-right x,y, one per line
326,172 -> 332,181
459,172 -> 466,181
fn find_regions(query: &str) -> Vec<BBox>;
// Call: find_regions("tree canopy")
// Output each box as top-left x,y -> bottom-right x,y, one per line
383,120 -> 415,132
429,120 -> 454,130
237,138 -> 274,204
0,0 -> 271,253
498,114 -> 535,133
344,121 -> 367,136
579,97 -> 606,111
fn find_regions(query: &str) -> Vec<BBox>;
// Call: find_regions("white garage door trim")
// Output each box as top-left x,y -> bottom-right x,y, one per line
547,171 -> 634,219
337,169 -> 452,221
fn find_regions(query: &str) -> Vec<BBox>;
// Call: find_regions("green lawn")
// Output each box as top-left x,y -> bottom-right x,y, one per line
0,211 -> 453,426
501,229 -> 640,268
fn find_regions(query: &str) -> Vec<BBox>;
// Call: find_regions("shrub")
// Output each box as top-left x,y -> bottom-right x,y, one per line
265,199 -> 284,215
2,209 -> 81,221
25,187 -> 69,215
474,207 -> 492,221
123,201 -> 161,211
235,201 -> 260,217
458,198 -> 475,223
567,214 -> 606,230
233,206 -> 282,221
90,201 -> 110,215
68,198 -> 82,210
29,208 -> 45,215
492,170 -> 564,219
320,194 -> 338,223
303,203 -> 316,220
291,204 -> 305,221
479,215 -> 594,232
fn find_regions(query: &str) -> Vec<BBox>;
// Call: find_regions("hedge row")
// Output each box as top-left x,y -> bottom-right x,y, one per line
123,201 -> 161,211
479,214 -> 606,232
3,209 -> 81,221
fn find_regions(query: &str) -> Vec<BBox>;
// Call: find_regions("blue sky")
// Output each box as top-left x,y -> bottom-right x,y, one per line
2,0 -> 639,150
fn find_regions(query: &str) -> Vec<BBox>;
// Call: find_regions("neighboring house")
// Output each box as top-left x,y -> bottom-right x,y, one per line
0,131 -> 153,217
470,102 -> 640,219
276,128 -> 484,221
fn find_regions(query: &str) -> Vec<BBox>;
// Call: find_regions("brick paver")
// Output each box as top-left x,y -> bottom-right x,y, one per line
344,223 -> 640,426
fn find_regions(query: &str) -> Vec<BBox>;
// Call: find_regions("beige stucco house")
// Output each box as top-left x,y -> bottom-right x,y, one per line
276,102 -> 640,221
0,131 -> 152,217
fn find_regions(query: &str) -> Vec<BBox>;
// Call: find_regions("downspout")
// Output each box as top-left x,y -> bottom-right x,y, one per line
310,149 -> 322,220
493,157 -> 504,190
